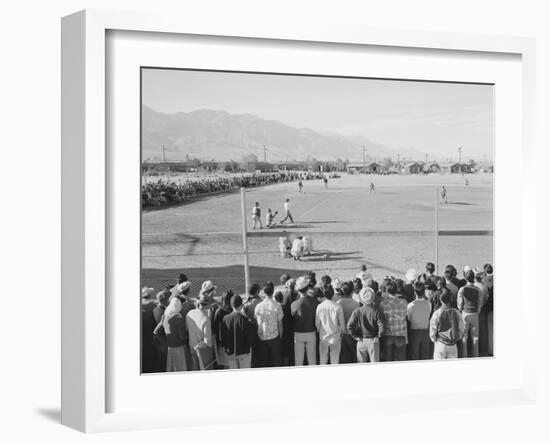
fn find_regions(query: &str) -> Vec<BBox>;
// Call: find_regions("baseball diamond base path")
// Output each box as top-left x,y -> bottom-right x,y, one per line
142,173 -> 493,294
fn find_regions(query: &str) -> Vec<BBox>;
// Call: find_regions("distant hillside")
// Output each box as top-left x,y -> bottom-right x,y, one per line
142,105 -> 423,162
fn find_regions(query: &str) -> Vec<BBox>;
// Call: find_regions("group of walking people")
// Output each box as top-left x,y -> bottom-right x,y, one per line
141,262 -> 493,373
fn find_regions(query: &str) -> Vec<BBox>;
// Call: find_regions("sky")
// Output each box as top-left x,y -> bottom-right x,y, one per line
142,68 -> 494,160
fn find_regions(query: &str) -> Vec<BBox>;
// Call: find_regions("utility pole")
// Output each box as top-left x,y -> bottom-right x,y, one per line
458,146 -> 463,165
425,153 -> 429,164
162,144 -> 166,162
263,145 -> 267,163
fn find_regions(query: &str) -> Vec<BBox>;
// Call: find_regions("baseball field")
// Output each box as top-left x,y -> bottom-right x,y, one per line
142,173 -> 493,294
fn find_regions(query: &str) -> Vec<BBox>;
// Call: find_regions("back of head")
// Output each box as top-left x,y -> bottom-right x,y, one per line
413,281 -> 425,296
248,283 -> 260,297
426,262 -> 435,274
366,278 -> 379,293
231,294 -> 243,310
386,280 -> 397,295
440,288 -> 452,305
323,285 -> 335,300
465,269 -> 475,283
394,278 -> 404,293
263,281 -> 274,297
361,264 -> 367,272
484,263 -> 493,275
221,289 -> 234,307
341,281 -> 353,297
274,291 -> 284,304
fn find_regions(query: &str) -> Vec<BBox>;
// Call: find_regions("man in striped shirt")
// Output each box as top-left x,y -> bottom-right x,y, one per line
379,280 -> 408,361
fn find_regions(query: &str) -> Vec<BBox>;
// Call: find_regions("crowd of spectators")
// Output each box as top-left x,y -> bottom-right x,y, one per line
142,171 -> 323,208
141,261 -> 494,372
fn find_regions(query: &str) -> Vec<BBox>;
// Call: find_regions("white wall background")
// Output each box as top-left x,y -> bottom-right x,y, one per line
0,0 -> 547,440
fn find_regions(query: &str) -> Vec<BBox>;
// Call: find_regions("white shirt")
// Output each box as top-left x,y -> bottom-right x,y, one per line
284,201 -> 290,213
254,297 -> 283,341
315,299 -> 345,344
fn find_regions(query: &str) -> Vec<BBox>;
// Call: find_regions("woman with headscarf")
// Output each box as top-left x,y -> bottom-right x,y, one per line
212,290 -> 234,369
163,297 -> 188,372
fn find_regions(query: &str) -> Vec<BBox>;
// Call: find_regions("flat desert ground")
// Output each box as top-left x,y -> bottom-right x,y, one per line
142,172 -> 493,294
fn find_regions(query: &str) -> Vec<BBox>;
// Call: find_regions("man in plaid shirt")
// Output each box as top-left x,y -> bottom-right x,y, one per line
379,279 -> 408,361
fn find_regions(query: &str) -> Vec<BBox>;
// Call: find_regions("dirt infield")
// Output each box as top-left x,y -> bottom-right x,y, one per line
142,173 -> 493,293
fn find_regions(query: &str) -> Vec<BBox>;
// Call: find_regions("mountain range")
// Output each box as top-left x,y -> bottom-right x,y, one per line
141,105 -> 427,163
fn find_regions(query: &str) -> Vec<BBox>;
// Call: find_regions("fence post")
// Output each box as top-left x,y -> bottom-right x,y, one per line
434,186 -> 439,274
240,187 -> 250,293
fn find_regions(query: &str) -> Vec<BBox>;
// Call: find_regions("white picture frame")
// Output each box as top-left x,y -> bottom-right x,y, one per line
61,9 -> 537,433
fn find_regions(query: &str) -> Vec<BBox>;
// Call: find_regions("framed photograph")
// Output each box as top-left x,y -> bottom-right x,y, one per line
61,9 -> 537,432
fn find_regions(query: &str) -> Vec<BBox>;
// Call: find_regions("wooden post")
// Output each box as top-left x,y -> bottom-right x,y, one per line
434,186 -> 439,274
240,187 -> 250,293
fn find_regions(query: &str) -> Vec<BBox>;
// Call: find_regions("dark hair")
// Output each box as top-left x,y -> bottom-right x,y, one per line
361,264 -> 367,271
394,278 -> 404,293
443,268 -> 453,279
342,282 -> 353,296
386,280 -> 397,295
413,281 -> 425,295
425,280 -> 437,291
465,270 -> 475,283
248,283 -> 260,296
263,281 -> 274,297
231,295 -> 243,309
484,263 -> 493,275
307,271 -> 316,287
366,279 -> 379,293
324,285 -> 335,300
440,288 -> 452,305
222,290 -> 234,307
353,278 -> 363,290
178,273 -> 188,282
280,274 -> 290,285
426,262 -> 435,273
274,291 -> 284,304
321,275 -> 332,286
435,276 -> 446,290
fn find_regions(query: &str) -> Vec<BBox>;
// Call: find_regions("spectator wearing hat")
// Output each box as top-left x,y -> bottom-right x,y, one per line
403,269 -> 417,303
331,277 -> 344,302
457,269 -> 481,357
483,264 -> 494,356
347,287 -> 385,363
186,293 -> 216,370
407,281 -> 432,360
315,284 -> 345,364
291,276 -> 318,366
254,282 -> 284,367
163,297 -> 189,372
170,273 -> 189,299
221,295 -> 257,369
430,289 -> 464,359
212,290 -> 234,369
379,280 -> 408,362
151,289 -> 170,372
337,281 -> 360,363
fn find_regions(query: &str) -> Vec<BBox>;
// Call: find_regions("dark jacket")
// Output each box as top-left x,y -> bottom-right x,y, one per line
347,304 -> 385,339
458,284 -> 480,313
166,316 -> 188,348
290,295 -> 318,333
221,311 -> 257,356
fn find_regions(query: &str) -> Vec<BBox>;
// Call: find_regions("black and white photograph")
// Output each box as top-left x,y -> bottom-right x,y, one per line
140,68 -> 494,373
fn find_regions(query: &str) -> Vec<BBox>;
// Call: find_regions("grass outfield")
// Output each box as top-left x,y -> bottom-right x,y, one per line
142,173 -> 493,293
